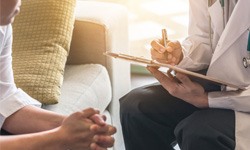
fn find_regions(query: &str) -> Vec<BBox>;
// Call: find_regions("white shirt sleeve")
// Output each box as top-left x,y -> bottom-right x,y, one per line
177,0 -> 213,71
0,25 -> 41,129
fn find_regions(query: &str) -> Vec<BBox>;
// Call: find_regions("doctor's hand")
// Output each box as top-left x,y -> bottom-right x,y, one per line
147,66 -> 209,108
151,39 -> 183,65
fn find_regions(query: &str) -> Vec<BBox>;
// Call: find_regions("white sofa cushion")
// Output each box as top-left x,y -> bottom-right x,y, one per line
43,64 -> 112,115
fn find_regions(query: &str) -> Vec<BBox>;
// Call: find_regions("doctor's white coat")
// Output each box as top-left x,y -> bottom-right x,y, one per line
178,0 -> 250,149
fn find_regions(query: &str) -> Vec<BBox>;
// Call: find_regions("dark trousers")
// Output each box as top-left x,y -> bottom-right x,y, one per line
120,83 -> 235,150
0,129 -> 12,135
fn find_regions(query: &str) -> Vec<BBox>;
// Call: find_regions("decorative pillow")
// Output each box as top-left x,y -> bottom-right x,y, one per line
12,0 -> 76,104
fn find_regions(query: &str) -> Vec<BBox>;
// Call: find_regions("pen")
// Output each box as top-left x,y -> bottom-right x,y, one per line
162,28 -> 174,79
162,29 -> 168,47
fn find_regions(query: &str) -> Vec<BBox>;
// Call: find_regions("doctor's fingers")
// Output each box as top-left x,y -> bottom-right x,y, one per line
175,73 -> 193,87
168,41 -> 183,64
147,66 -> 177,91
151,39 -> 166,54
151,48 -> 168,61
167,41 -> 181,48
160,41 -> 181,53
151,48 -> 177,65
150,48 -> 176,64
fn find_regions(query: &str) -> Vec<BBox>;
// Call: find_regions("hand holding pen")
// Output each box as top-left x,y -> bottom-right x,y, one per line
150,29 -> 183,66
150,29 -> 183,78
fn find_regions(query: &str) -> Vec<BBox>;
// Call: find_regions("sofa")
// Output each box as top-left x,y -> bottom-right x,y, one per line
42,1 -> 130,150
43,0 -> 130,150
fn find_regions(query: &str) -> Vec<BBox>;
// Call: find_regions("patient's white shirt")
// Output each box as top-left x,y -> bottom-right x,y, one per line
0,25 -> 41,129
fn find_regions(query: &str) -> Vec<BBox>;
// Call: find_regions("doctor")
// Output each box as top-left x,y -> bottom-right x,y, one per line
120,0 -> 250,150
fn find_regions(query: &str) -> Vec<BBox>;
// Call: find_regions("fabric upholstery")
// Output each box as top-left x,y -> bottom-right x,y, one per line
43,64 -> 112,114
12,0 -> 76,104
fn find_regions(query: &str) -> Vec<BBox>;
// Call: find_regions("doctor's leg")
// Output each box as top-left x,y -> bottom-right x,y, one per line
174,109 -> 235,150
120,83 -> 199,150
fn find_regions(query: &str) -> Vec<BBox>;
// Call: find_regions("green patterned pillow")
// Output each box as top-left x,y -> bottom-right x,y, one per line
12,0 -> 76,104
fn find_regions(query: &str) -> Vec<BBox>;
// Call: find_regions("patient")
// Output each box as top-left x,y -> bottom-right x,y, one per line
0,0 -> 116,149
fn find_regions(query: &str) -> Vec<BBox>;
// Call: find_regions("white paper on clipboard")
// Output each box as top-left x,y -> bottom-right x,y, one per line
104,52 -> 244,90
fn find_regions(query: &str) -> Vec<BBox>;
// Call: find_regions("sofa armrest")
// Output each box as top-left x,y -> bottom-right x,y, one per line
67,1 -> 131,150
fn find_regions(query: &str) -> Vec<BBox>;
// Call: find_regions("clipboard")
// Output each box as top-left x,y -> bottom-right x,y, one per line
104,52 -> 244,90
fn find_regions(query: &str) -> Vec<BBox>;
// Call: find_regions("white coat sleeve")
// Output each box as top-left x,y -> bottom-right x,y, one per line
208,87 -> 250,112
178,0 -> 214,71
0,25 -> 41,129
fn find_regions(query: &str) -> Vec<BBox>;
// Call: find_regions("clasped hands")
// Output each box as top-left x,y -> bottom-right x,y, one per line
58,108 -> 116,150
148,39 -> 209,108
